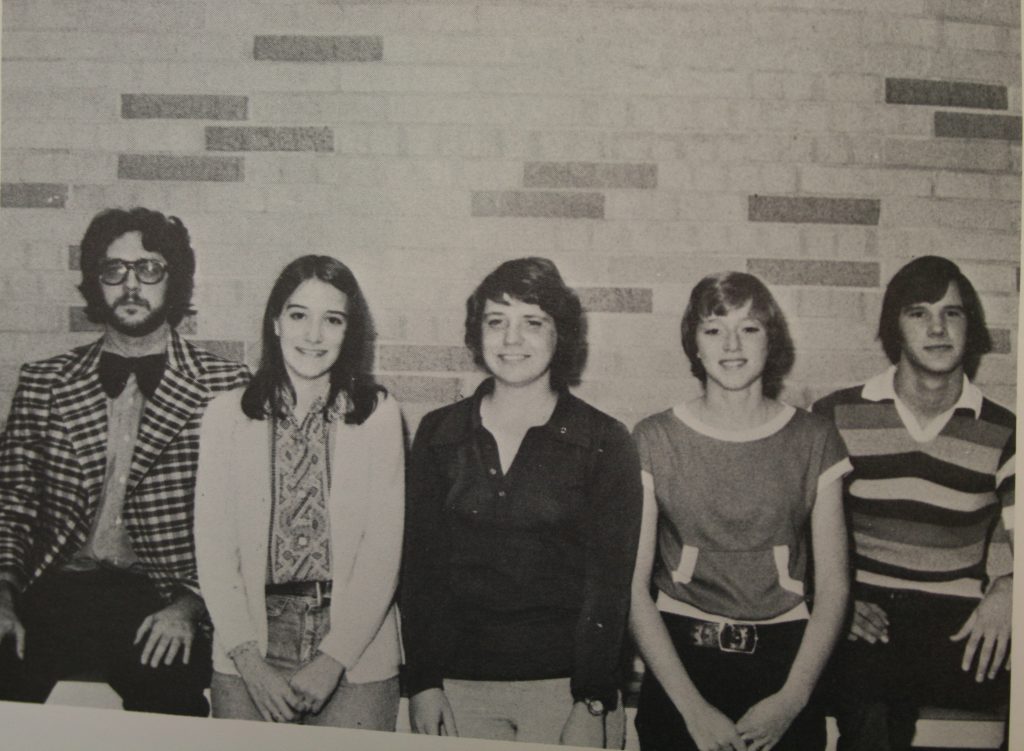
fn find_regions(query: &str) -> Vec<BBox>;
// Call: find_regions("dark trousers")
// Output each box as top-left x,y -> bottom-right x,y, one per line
635,614 -> 826,751
827,584 -> 1010,751
0,568 -> 211,716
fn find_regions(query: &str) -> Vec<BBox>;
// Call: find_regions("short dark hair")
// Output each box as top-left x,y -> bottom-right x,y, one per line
878,255 -> 991,379
241,255 -> 383,425
680,272 -> 795,399
464,257 -> 587,391
77,207 -> 196,327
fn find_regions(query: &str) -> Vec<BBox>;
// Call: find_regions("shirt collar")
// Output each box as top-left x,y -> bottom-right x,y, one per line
861,365 -> 983,419
429,378 -> 593,449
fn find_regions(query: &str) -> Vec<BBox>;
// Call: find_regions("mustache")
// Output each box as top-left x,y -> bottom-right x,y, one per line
113,293 -> 151,310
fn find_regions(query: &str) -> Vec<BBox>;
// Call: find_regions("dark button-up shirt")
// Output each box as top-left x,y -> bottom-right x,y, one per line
400,379 -> 642,708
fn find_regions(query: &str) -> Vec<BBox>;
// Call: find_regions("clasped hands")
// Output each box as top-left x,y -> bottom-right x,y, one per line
235,648 -> 344,723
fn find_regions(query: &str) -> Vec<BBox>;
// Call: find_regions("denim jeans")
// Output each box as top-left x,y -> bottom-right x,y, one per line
211,593 -> 399,730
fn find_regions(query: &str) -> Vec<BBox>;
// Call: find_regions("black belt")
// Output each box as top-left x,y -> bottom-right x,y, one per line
265,580 -> 332,604
683,617 -> 759,654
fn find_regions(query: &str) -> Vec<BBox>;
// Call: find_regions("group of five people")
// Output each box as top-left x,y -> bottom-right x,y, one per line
0,207 -> 1013,751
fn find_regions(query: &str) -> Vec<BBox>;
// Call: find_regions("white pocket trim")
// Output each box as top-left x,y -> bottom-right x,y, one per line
671,545 -> 698,585
773,545 -> 805,596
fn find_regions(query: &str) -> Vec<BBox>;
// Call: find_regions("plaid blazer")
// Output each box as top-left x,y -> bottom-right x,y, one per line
0,330 -> 250,600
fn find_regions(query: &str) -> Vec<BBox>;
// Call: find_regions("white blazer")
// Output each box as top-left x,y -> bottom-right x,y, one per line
194,388 -> 404,682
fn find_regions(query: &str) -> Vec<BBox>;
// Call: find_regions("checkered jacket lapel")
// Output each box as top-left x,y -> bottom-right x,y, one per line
128,334 -> 208,494
51,340 -> 107,508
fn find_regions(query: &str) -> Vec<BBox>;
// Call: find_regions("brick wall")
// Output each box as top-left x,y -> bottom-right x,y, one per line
2,0 -> 1020,434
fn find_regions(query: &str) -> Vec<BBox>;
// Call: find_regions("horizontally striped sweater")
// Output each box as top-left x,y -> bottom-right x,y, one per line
813,368 -> 1015,599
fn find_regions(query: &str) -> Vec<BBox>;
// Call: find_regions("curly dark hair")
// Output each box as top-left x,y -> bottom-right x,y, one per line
878,255 -> 991,379
241,255 -> 383,425
77,207 -> 196,327
680,272 -> 795,399
464,257 -> 587,392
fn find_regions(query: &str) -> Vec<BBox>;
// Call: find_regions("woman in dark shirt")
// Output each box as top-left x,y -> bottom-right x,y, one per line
401,257 -> 643,747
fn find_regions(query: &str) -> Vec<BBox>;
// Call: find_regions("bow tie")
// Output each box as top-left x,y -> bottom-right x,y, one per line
98,351 -> 167,400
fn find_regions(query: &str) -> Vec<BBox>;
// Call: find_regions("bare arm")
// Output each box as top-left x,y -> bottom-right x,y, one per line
628,475 -> 745,751
736,477 -> 849,751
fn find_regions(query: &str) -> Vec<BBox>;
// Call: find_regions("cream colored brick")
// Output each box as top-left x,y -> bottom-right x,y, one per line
799,165 -> 933,197
387,34 -> 512,66
879,228 -> 1020,263
250,93 -> 387,124
881,197 -> 1019,233
0,150 -> 114,184
823,74 -> 882,102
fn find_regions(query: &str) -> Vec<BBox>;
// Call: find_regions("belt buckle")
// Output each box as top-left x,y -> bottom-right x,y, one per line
315,581 -> 324,608
718,623 -> 757,654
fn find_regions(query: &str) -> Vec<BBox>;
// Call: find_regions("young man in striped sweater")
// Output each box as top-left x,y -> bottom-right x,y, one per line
813,256 -> 1013,751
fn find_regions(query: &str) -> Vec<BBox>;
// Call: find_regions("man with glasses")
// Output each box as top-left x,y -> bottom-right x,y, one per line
0,207 -> 249,715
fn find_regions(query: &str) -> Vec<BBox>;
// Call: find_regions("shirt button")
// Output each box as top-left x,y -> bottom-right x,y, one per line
489,468 -> 497,476
118,476 -> 127,485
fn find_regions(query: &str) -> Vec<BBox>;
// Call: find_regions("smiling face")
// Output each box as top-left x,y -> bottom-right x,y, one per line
481,296 -> 558,390
274,278 -> 349,387
100,232 -> 169,336
897,282 -> 967,378
695,300 -> 769,395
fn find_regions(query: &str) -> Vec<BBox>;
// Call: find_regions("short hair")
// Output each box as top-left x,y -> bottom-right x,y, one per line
464,257 -> 587,391
680,272 -> 795,400
241,255 -> 382,425
878,255 -> 991,379
77,207 -> 196,327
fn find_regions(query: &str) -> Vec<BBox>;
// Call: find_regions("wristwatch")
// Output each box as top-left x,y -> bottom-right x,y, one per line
582,697 -> 607,716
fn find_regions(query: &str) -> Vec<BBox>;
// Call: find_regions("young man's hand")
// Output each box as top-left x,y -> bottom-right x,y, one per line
848,600 -> 889,644
951,576 -> 1012,681
134,589 -> 204,667
0,583 -> 25,659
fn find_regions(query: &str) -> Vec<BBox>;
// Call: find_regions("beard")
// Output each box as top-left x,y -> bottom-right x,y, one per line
104,292 -> 169,337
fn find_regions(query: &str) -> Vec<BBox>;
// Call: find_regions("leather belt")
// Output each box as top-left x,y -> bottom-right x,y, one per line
684,617 -> 758,654
265,580 -> 332,606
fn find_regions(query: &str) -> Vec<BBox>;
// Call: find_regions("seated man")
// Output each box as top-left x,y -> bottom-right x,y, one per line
814,256 -> 1012,751
0,207 -> 249,715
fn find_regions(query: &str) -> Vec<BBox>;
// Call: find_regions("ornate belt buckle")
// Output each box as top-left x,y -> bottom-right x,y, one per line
718,623 -> 758,654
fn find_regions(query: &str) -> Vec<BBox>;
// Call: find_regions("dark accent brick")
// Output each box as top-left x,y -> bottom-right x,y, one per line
934,112 -> 1022,141
253,35 -> 383,62
577,287 -> 653,314
747,259 -> 879,288
1,183 -> 67,209
378,345 -> 475,372
206,126 -> 333,152
121,94 -> 248,120
69,246 -> 80,270
471,191 -> 604,219
377,375 -> 462,403
989,329 -> 1012,354
885,78 -> 1007,110
70,307 -> 197,335
118,154 -> 243,181
748,195 -> 880,226
191,339 -> 245,362
523,162 -> 657,189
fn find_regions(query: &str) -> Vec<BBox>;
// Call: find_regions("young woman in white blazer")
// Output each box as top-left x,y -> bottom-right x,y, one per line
194,255 -> 403,728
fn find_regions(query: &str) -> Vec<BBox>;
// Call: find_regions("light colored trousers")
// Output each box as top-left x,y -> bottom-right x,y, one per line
211,593 -> 399,730
445,677 -> 626,748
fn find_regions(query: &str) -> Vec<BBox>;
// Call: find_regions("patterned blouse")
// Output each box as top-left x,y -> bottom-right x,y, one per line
268,396 -> 339,584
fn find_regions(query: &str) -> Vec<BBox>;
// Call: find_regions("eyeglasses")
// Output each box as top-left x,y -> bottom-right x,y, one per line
98,259 -> 168,285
